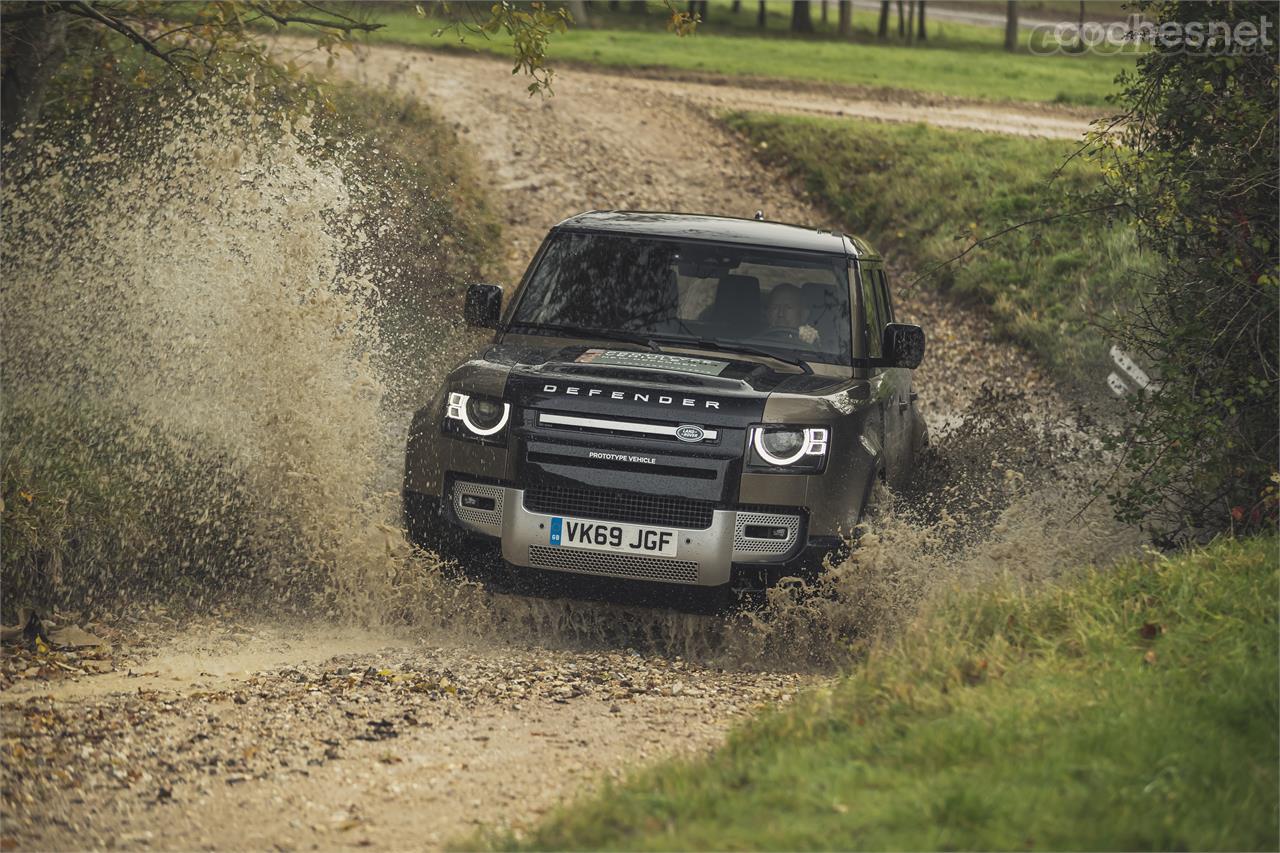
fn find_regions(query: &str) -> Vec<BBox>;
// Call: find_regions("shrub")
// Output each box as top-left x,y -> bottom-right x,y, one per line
1088,0 -> 1279,543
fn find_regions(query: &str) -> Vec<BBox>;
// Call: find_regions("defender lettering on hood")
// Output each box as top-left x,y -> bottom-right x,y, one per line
541,384 -> 721,409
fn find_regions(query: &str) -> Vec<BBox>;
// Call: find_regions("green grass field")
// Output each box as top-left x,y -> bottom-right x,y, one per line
358,4 -> 1133,107
487,535 -> 1279,851
722,112 -> 1148,383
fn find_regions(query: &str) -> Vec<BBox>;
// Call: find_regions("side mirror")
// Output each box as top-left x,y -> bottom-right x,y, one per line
464,283 -> 503,329
881,323 -> 925,369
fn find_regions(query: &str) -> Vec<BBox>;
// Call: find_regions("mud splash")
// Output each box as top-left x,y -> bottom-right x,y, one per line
2,88 -> 1139,672
1,89 -> 435,613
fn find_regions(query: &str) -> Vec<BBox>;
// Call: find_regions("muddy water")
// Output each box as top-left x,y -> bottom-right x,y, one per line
2,92 -> 428,616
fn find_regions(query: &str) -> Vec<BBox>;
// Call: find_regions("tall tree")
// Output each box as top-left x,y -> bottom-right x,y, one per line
905,0 -> 915,43
1004,0 -> 1018,51
877,0 -> 890,38
758,0 -> 767,28
917,0 -> 926,40
821,1 -> 828,25
791,0 -> 814,32
897,0 -> 905,38
0,9 -> 68,136
566,0 -> 589,24
731,0 -> 742,12
838,0 -> 852,36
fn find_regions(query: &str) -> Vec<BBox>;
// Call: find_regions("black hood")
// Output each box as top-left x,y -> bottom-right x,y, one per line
472,337 -> 847,427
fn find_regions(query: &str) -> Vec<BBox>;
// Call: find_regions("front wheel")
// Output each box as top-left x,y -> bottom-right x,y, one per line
402,490 -> 504,581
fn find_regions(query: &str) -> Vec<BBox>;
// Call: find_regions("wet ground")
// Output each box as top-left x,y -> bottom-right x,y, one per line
2,614 -> 804,849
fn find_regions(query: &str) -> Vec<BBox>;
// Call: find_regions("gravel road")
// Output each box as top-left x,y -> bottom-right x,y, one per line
2,46 -> 1064,850
3,617 -> 804,850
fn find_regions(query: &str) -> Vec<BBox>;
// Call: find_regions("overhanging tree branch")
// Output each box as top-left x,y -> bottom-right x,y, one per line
63,0 -> 185,75
246,2 -> 382,33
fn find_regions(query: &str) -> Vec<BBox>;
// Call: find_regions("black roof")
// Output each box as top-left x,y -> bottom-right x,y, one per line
553,211 -> 878,258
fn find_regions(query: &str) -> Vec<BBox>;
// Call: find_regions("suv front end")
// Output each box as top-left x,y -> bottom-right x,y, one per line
403,212 -> 925,590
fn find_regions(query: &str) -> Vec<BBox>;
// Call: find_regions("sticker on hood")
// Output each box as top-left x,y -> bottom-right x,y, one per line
576,348 -> 730,376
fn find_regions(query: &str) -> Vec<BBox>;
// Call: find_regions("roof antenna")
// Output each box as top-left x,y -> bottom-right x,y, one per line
754,210 -> 766,221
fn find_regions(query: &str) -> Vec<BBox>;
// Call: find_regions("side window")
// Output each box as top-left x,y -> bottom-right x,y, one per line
861,266 -> 883,358
875,270 -> 894,326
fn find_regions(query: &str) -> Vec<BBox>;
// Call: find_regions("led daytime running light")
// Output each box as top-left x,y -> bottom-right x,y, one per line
446,392 -> 510,437
751,426 -> 829,466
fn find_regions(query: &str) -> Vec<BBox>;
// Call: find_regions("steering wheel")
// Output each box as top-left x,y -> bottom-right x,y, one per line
759,327 -> 799,341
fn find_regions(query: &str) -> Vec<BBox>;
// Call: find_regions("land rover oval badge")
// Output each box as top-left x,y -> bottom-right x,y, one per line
675,425 -> 706,443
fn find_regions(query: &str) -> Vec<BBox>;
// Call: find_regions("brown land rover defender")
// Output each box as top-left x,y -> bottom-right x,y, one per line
404,211 -> 926,589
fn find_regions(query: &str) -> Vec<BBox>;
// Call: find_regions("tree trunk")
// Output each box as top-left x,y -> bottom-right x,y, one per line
1,8 -> 69,143
608,0 -> 619,9
566,0 -> 589,25
838,0 -> 852,36
630,0 -> 647,12
791,1 -> 814,32
732,0 -> 742,12
906,0 -> 915,43
897,0 -> 905,38
821,1 -> 828,24
758,1 -> 767,28
877,0 -> 890,38
1004,0 -> 1019,51
917,0 -> 926,40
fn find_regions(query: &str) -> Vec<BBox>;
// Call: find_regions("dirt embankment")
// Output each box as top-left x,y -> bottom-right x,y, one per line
3,46 -> 1081,851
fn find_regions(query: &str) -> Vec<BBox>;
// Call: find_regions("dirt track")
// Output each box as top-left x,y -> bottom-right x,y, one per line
2,47 -> 1058,850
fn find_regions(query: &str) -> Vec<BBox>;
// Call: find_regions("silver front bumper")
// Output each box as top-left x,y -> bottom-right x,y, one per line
450,481 -> 801,586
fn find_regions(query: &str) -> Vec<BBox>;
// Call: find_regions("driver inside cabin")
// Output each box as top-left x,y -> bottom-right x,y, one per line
763,283 -> 820,345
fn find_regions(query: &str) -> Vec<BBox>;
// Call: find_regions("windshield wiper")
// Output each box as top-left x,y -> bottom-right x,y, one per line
646,334 -> 813,375
506,322 -> 652,348
507,324 -> 814,374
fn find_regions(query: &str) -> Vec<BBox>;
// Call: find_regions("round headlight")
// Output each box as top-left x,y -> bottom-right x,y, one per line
466,395 -> 505,430
751,425 -> 829,468
446,391 -> 510,437
760,428 -> 804,457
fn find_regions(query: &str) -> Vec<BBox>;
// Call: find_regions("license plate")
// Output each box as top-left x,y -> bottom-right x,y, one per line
549,516 -> 678,557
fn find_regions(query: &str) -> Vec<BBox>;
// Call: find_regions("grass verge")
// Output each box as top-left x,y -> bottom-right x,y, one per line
359,5 -> 1132,107
490,535 -> 1280,851
723,112 -> 1149,384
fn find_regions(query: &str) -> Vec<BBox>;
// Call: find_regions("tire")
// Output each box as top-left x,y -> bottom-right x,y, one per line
402,490 -> 504,582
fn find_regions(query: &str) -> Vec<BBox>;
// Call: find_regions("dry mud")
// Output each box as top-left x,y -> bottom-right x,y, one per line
1,46 -> 1129,851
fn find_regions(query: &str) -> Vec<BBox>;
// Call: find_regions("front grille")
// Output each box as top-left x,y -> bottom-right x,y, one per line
528,545 -> 699,584
523,484 -> 715,530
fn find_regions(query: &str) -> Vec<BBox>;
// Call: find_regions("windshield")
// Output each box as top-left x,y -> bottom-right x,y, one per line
509,231 -> 853,365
